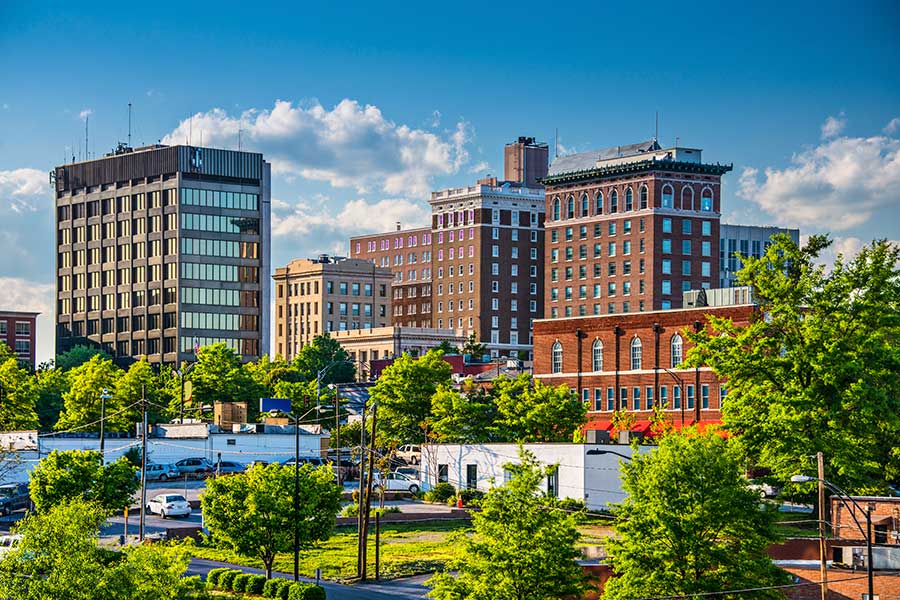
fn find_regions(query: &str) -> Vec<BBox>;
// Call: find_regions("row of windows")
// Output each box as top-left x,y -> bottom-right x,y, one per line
180,213 -> 260,235
181,238 -> 258,259
0,321 -> 31,336
180,336 -> 259,356
180,188 -> 259,211
182,287 -> 239,306
59,214 -> 177,244
57,190 -> 177,222
181,263 -> 235,282
585,384 -> 714,412
181,311 -> 240,331
58,238 -> 178,268
550,185 -> 714,221
551,334 -> 684,374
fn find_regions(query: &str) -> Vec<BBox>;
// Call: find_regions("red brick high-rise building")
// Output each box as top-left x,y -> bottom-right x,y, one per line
0,310 -> 39,367
542,140 -> 732,318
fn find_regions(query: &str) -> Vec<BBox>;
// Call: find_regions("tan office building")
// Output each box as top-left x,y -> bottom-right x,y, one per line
273,255 -> 393,361
332,325 -> 467,378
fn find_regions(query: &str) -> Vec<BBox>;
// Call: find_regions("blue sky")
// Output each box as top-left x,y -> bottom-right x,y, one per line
1,0 -> 898,363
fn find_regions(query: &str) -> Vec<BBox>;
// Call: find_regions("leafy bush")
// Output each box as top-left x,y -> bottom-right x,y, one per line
246,574 -> 267,594
206,567 -> 230,587
232,573 -> 251,592
278,579 -> 294,600
288,582 -> 327,600
342,503 -> 401,517
555,497 -> 587,512
220,569 -> 242,590
446,488 -> 484,506
425,482 -> 455,503
263,577 -> 287,597
341,503 -> 360,517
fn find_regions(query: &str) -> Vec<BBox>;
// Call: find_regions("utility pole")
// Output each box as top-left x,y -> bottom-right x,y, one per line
356,401 -> 367,578
817,451 -> 828,600
139,384 -> 148,541
335,385 -> 342,486
375,510 -> 381,581
359,403 -> 378,581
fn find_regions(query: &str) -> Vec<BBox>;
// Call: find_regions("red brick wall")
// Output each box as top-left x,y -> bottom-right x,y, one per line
0,312 -> 38,367
831,497 -> 900,545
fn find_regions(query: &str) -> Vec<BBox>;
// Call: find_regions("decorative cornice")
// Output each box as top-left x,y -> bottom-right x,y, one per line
542,159 -> 734,186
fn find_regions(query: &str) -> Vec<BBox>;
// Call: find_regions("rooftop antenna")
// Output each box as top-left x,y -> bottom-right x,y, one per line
85,115 -> 89,160
675,136 -> 680,147
128,102 -> 132,147
554,128 -> 559,158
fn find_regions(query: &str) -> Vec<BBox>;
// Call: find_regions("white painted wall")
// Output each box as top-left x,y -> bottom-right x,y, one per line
421,443 -> 649,510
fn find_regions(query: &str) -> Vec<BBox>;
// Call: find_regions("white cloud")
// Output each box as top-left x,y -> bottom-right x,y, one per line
0,168 -> 48,213
272,196 -> 429,240
430,110 -> 441,128
737,126 -> 900,231
820,112 -> 846,139
468,161 -> 490,174
885,117 -> 900,135
78,108 -> 93,121
0,277 -> 55,364
803,234 -> 900,273
162,99 -> 471,197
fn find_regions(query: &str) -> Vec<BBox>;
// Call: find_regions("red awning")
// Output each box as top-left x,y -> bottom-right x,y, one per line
584,420 -> 614,431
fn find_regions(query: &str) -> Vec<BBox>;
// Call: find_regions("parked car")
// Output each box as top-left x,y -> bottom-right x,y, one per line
0,483 -> 30,516
215,461 -> 245,475
395,445 -> 421,465
244,460 -> 269,470
173,457 -> 214,478
282,456 -> 326,468
394,466 -> 420,479
747,479 -> 781,498
372,472 -> 421,494
146,493 -> 191,518
137,463 -> 179,482
0,534 -> 22,557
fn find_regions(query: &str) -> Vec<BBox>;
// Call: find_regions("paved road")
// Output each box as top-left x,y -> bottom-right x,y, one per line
187,558 -> 430,600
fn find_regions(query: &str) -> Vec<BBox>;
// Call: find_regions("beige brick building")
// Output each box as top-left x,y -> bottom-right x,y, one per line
332,325 -> 467,379
273,255 -> 393,361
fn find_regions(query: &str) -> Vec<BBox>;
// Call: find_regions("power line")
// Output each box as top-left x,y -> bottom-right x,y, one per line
630,573 -> 871,600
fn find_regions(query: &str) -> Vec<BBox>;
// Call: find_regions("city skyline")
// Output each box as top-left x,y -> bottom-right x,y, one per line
1,1 -> 898,363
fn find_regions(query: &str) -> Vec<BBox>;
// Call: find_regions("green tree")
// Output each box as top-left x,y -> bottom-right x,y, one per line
685,236 -> 900,491
33,366 -> 69,431
372,350 -> 452,444
492,374 -> 586,442
430,385 -> 497,443
245,354 -> 302,397
55,355 -> 127,432
0,355 -> 39,430
431,340 -> 459,355
0,498 -> 202,600
602,432 -> 787,599
461,332 -> 487,359
428,449 -> 586,600
292,333 -> 355,384
202,462 -> 341,578
115,358 -> 160,426
190,343 -> 265,419
29,449 -> 138,513
55,344 -> 112,371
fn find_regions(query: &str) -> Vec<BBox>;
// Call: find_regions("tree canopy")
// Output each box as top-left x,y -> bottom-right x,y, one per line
292,333 -> 355,384
29,449 -> 138,513
201,462 -> 341,578
461,333 -> 487,359
603,432 -> 787,599
0,352 -> 39,430
55,355 -> 127,432
54,344 -> 112,371
427,448 -> 586,600
685,235 -> 900,491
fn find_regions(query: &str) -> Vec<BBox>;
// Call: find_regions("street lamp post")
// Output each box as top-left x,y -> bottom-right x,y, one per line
659,367 -> 686,427
586,448 -> 633,461
791,475 -> 875,600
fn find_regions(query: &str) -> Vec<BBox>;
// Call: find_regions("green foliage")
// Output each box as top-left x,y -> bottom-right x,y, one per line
372,350 -> 452,444
431,340 -> 459,355
446,488 -> 484,507
56,355 -> 129,432
330,420 -> 361,449
461,332 -> 487,359
201,462 -> 341,578
0,355 -> 39,430
0,498 -> 199,600
29,449 -> 138,513
55,344 -> 112,371
190,343 -> 265,419
246,574 -> 268,594
427,448 -> 586,600
122,446 -> 142,467
490,374 -> 586,442
33,366 -> 69,431
602,432 -> 788,599
232,573 -> 251,592
430,386 -> 497,443
685,236 -> 900,491
206,567 -> 230,587
287,582 -> 326,600
292,334 -> 355,384
263,578 -> 290,598
424,482 -> 456,503
245,354 -> 303,398
117,358 -> 166,424
219,569 -> 240,590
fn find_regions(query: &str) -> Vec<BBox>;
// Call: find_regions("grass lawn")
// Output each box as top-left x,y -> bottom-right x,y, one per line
189,520 -> 470,582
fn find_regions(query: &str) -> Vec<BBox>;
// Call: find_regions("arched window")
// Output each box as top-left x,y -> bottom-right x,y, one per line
566,196 -> 575,219
701,188 -> 713,211
592,339 -> 603,372
661,184 -> 674,208
670,334 -> 683,368
552,197 -> 560,220
681,186 -> 694,211
639,185 -> 648,210
625,188 -> 634,211
580,194 -> 589,217
595,191 -> 603,214
551,342 -> 563,374
630,337 -> 642,370
610,190 -> 619,213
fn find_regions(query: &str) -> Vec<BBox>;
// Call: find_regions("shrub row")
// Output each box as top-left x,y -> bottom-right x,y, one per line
206,568 -> 325,599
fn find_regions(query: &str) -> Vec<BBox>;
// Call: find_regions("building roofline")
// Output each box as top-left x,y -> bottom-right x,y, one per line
542,158 -> 733,185
533,304 -> 757,325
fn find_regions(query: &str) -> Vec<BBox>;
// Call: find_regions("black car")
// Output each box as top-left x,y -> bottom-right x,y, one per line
0,483 -> 30,516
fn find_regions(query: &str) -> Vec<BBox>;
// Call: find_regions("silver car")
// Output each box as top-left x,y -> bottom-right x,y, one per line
139,463 -> 179,482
